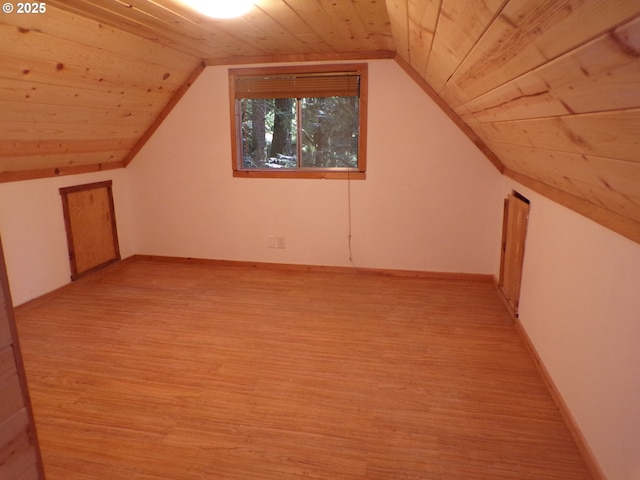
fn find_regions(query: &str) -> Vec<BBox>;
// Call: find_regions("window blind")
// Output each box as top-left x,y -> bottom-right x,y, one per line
234,72 -> 360,99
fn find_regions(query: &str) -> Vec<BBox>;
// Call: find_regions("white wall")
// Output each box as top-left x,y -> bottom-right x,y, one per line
504,179 -> 640,480
0,169 -> 136,305
127,59 -> 504,274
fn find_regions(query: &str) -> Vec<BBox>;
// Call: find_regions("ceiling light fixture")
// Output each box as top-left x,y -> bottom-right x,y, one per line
178,0 -> 255,19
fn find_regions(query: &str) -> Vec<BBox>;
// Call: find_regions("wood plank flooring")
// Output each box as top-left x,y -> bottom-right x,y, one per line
14,258 -> 593,480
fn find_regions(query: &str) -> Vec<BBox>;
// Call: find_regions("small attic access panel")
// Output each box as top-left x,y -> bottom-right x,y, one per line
60,181 -> 121,280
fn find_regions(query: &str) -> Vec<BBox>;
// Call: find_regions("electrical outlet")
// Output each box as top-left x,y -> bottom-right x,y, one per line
267,236 -> 277,248
277,236 -> 286,249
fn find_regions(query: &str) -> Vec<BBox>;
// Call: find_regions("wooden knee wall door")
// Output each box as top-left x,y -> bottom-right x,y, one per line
0,236 -> 46,479
60,180 -> 121,281
499,192 -> 530,319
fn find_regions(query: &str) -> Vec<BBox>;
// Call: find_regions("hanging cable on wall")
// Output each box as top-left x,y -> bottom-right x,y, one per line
347,166 -> 355,266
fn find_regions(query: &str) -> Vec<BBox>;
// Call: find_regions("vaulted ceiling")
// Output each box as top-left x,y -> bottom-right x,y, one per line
1,0 -> 639,243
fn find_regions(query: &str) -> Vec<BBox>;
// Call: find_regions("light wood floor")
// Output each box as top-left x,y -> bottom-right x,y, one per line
15,258 -> 592,480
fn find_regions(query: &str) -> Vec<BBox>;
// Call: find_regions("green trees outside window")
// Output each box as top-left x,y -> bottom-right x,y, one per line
230,64 -> 367,179
240,96 -> 359,170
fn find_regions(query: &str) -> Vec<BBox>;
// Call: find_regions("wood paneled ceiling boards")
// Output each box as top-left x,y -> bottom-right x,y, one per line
1,1 -> 638,242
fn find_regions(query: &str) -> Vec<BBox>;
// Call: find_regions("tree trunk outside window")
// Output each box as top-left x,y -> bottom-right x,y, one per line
269,98 -> 294,159
250,99 -> 266,163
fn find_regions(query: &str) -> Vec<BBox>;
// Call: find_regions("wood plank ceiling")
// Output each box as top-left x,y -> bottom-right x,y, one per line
0,0 -> 639,243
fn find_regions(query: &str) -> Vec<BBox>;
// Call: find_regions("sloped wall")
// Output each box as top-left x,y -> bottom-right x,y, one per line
127,59 -> 503,274
504,179 -> 640,480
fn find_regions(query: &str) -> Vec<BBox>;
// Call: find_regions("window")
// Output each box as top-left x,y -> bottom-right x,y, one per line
229,64 -> 367,179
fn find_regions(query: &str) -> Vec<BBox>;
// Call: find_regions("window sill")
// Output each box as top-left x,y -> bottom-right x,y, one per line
233,170 -> 366,180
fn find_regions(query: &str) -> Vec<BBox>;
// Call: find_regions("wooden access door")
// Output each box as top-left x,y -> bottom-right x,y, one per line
499,193 -> 530,318
60,180 -> 121,280
0,236 -> 45,480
